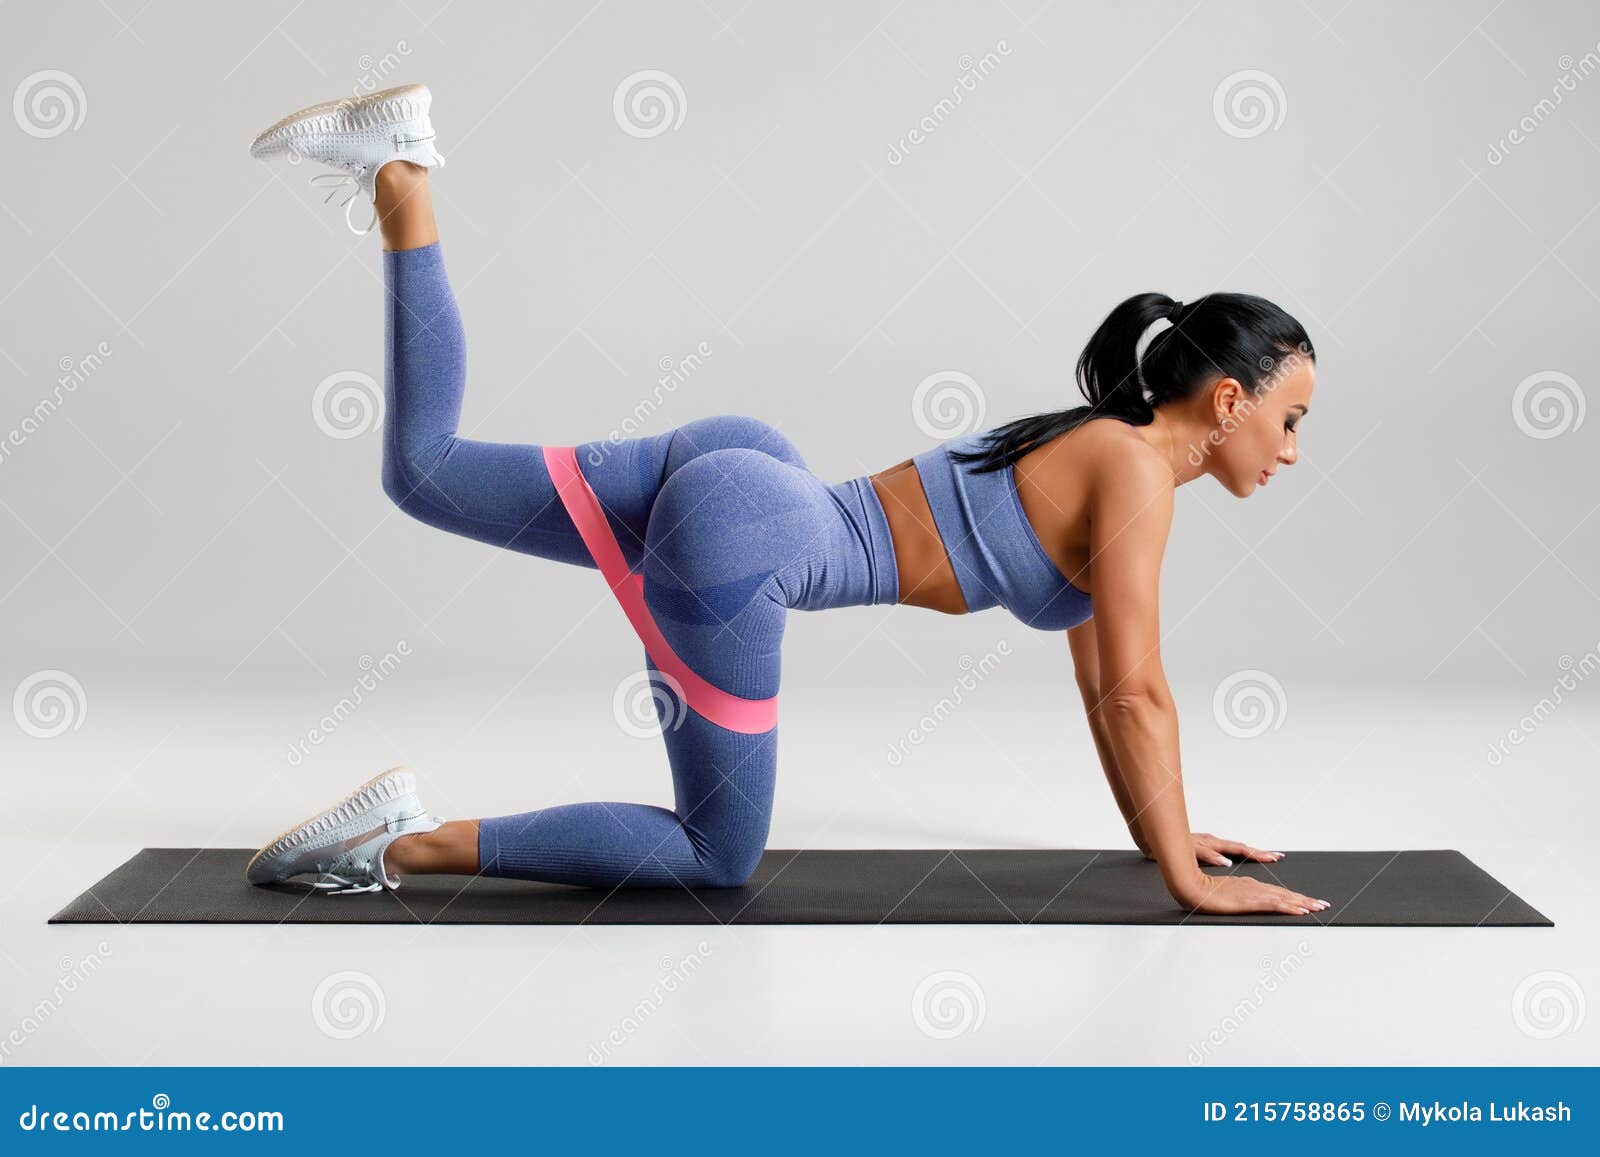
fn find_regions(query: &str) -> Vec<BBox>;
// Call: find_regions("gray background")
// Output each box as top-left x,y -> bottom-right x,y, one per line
4,0 -> 1596,688
1,1 -> 1598,1066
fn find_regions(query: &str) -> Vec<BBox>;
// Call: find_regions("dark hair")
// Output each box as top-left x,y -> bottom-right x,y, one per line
949,291 -> 1315,474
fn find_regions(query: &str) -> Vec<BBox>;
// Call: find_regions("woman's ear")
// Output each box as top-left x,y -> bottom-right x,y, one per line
1210,376 -> 1245,422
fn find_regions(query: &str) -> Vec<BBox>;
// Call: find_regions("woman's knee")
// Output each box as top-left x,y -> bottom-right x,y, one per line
380,439 -> 428,510
694,837 -> 764,888
380,432 -> 456,519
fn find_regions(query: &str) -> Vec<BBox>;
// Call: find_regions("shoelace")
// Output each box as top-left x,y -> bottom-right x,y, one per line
310,170 -> 378,237
304,131 -> 441,238
310,863 -> 400,895
302,807 -> 441,895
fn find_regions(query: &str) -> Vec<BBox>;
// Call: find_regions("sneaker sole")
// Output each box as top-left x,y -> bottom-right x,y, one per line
244,765 -> 420,884
248,83 -> 432,159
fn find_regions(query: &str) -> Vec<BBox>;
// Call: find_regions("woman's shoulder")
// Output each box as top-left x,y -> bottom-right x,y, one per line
1050,417 -> 1171,496
1072,414 -> 1145,446
1034,415 -> 1151,465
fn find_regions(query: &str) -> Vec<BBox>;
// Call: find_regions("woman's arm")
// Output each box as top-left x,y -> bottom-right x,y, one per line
1080,452 -> 1200,901
1071,623 -> 1272,867
1081,439 -> 1322,916
1067,621 -> 1151,856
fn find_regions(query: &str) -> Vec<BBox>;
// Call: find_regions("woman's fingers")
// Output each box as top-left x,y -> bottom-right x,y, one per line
1246,879 -> 1329,914
1197,836 -> 1243,866
1207,836 -> 1285,863
1273,884 -> 1330,911
1186,875 -> 1334,916
1264,888 -> 1316,916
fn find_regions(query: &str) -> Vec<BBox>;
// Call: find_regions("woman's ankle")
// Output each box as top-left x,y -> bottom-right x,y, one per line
374,161 -> 438,251
375,158 -> 427,194
386,819 -> 480,874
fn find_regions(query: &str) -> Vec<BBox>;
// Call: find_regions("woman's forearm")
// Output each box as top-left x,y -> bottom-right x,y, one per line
1085,710 -> 1151,853
1099,689 -> 1202,899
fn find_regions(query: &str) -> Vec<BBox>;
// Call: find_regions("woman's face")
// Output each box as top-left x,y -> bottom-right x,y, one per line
1209,357 -> 1316,497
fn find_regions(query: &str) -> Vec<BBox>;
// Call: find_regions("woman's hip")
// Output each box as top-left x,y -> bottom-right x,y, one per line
640,447 -> 894,617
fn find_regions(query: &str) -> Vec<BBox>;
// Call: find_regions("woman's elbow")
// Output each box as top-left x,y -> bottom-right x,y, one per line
1101,682 -> 1173,718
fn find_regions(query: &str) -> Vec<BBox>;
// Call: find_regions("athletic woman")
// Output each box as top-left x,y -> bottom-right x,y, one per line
243,85 -> 1328,918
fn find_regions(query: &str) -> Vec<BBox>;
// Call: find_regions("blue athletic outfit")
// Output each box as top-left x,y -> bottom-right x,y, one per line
382,242 -> 1090,889
911,433 -> 1094,630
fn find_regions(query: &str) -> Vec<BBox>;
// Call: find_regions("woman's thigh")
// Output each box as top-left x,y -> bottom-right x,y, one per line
636,445 -> 828,878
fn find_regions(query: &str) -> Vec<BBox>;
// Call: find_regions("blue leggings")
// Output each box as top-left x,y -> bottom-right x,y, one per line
382,243 -> 899,888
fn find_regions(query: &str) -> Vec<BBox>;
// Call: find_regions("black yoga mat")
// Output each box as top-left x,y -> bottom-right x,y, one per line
49,847 -> 1550,926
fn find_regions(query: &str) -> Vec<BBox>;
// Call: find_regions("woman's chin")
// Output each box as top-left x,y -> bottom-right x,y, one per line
1219,474 -> 1253,498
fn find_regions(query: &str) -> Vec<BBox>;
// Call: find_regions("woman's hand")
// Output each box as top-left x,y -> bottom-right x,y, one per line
1174,873 -> 1331,916
1143,832 -> 1284,868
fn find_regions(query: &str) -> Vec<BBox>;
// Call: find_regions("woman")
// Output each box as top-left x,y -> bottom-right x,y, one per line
244,85 -> 1328,918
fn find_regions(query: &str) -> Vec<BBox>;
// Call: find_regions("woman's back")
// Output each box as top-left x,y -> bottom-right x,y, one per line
904,426 -> 1098,631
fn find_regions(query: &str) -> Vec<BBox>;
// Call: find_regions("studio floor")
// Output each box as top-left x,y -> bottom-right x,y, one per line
3,667 -> 1594,1066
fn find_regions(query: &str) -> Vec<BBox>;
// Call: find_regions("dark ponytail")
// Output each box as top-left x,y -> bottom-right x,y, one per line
949,291 -> 1315,474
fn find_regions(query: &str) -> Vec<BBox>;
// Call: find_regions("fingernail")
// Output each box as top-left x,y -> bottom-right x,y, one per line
1294,907 -> 1309,915
1218,856 -> 1233,867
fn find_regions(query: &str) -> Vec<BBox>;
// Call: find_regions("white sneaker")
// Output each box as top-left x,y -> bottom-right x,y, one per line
245,766 -> 444,894
248,83 -> 445,235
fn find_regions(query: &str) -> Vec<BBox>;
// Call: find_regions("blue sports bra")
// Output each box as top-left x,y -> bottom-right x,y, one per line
910,430 -> 1094,630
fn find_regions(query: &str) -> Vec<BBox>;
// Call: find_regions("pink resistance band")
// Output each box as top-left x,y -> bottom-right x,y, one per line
542,445 -> 779,735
